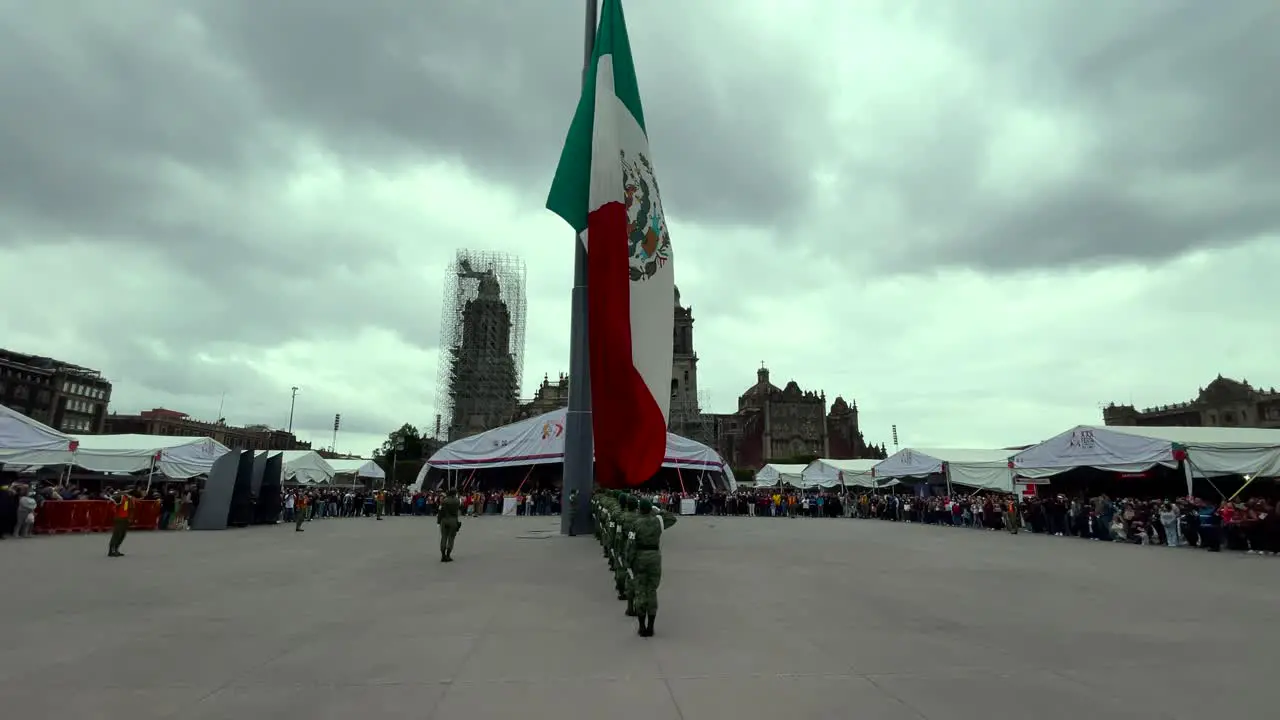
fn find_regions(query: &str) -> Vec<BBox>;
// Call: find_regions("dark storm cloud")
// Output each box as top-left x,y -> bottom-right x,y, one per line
191,0 -> 822,229
2,0 -> 1276,290
0,3 -> 272,242
874,0 -> 1280,272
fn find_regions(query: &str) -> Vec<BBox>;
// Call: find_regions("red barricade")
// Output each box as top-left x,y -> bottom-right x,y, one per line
132,500 -> 161,531
33,499 -> 162,534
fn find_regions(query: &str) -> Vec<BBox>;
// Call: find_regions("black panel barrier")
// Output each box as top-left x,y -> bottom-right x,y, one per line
255,453 -> 284,525
191,450 -> 242,531
228,451 -> 255,527
250,452 -> 267,497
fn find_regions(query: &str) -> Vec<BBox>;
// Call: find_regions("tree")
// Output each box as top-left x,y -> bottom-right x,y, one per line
373,424 -> 426,462
370,424 -> 431,490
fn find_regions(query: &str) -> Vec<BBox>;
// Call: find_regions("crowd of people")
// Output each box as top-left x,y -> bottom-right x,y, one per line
9,476 -> 1278,558
665,487 -> 1280,555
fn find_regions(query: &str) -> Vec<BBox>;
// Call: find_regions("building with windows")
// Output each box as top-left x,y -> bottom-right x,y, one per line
1104,375 -> 1280,429
514,287 -> 887,470
0,348 -> 112,433
104,408 -> 310,451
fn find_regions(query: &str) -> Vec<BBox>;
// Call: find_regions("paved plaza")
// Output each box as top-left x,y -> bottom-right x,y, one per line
1,514 -> 1277,719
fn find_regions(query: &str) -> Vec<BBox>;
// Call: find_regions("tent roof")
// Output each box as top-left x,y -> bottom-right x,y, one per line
874,447 -> 1015,491
1011,424 -> 1280,479
418,407 -> 735,489
905,448 -> 1014,464
268,450 -> 336,484
812,458 -> 879,473
754,463 -> 808,487
327,458 -> 386,479
0,404 -> 76,466
74,434 -> 218,451
67,434 -> 230,479
1100,424 -> 1280,447
801,458 -> 879,488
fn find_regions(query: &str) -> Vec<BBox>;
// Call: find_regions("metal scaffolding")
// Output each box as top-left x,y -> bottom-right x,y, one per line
435,250 -> 527,442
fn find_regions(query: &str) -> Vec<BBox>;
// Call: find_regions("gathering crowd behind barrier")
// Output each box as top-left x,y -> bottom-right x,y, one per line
9,479 -> 1278,556
665,488 -> 1280,555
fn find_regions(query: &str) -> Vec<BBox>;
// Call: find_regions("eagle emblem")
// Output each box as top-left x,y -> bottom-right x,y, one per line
621,150 -> 672,282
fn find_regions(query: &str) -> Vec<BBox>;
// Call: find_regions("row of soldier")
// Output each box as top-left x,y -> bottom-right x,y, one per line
591,490 -> 678,637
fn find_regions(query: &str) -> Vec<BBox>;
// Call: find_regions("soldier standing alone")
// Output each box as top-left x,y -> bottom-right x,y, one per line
567,488 -> 580,536
295,491 -> 308,532
630,497 -> 677,637
437,488 -> 462,562
107,487 -> 138,557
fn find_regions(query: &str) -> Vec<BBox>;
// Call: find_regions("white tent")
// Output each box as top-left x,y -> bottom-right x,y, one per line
69,434 -> 231,479
801,458 -> 879,489
753,463 -> 808,488
326,458 -> 386,480
271,450 -> 337,485
1010,425 -> 1280,491
0,404 -> 78,467
414,407 -> 736,490
873,447 -> 1015,492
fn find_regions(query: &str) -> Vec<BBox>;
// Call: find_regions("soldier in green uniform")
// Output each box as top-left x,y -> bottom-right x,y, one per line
437,488 -> 462,562
622,495 -> 641,616
631,497 -> 678,637
612,494 -> 634,601
603,491 -> 620,569
592,491 -> 604,546
567,487 -> 580,536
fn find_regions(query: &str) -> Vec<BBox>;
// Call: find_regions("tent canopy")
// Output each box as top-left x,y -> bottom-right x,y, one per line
753,463 -> 808,488
326,458 -> 386,479
874,447 -> 1015,492
0,404 -> 78,467
270,450 -> 337,485
1011,425 -> 1280,479
69,434 -> 230,479
419,407 -> 736,489
801,458 -> 879,488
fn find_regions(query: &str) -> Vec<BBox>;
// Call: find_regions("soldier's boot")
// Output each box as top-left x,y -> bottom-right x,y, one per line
644,613 -> 656,637
440,550 -> 447,562
636,612 -> 646,637
625,600 -> 637,617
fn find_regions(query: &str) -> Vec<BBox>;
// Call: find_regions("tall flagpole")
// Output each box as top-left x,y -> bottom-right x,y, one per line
561,0 -> 598,536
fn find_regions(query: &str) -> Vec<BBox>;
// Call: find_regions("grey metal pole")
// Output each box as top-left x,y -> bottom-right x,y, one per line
561,0 -> 598,536
287,386 -> 299,433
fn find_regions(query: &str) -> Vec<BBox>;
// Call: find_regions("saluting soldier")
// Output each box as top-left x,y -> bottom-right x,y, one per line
437,488 -> 462,562
107,486 -> 139,557
630,497 -> 678,637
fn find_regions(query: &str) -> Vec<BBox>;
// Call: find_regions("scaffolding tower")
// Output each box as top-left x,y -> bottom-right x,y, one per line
435,250 -> 527,442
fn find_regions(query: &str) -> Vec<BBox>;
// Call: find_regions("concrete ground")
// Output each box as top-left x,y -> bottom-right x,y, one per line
1,515 -> 1276,720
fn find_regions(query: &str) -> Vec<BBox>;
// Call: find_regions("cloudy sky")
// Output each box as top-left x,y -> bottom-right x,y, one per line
2,0 -> 1277,460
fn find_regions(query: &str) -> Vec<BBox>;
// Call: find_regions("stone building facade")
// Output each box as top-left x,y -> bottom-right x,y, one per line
514,287 -> 886,470
512,373 -> 571,421
707,367 -> 886,470
1104,375 -> 1280,429
0,348 -> 112,434
104,408 -> 310,451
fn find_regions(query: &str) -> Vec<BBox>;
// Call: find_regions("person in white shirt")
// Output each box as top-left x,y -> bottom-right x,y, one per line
16,487 -> 37,538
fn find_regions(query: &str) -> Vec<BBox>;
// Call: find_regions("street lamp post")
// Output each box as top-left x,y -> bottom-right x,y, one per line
288,387 -> 299,434
389,437 -> 405,491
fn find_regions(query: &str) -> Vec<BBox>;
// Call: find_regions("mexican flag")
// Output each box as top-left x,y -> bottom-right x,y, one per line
546,0 -> 674,488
